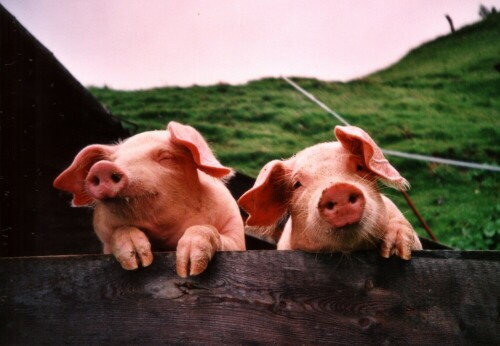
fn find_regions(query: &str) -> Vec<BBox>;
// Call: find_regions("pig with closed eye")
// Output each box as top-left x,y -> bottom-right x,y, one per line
54,121 -> 245,277
238,125 -> 422,259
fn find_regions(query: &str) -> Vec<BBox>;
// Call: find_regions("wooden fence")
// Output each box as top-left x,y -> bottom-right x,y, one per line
1,250 -> 498,344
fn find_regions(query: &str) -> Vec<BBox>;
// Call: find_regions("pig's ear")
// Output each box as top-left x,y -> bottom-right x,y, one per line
167,121 -> 232,179
53,145 -> 115,206
238,160 -> 290,226
334,126 -> 409,191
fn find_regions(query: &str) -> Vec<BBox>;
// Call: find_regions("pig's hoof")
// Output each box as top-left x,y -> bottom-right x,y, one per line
380,222 -> 415,260
176,225 -> 221,277
110,227 -> 153,270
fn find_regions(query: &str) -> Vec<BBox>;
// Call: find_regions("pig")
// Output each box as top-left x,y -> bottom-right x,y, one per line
53,121 -> 245,277
238,125 -> 422,259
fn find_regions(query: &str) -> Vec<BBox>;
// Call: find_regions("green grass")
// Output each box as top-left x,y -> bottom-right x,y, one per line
89,14 -> 500,250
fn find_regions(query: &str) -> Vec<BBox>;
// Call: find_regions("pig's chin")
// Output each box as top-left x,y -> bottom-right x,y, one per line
328,223 -> 359,234
316,223 -> 370,252
325,223 -> 362,240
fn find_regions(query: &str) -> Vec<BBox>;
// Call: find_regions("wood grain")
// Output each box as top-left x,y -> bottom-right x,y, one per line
1,250 -> 498,345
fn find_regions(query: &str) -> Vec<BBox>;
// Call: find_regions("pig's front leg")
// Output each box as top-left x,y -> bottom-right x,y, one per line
379,196 -> 423,260
176,225 -> 222,277
108,226 -> 154,270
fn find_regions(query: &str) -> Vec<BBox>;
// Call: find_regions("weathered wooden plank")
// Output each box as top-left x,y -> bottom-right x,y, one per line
1,250 -> 499,345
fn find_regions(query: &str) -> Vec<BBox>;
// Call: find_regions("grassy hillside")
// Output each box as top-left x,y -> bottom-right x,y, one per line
89,14 -> 500,250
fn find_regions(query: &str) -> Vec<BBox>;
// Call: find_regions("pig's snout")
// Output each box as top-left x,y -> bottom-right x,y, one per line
318,183 -> 365,228
86,161 -> 128,200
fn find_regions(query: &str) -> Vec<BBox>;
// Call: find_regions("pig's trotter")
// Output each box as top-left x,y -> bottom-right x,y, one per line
380,220 -> 415,260
110,227 -> 153,270
176,225 -> 221,278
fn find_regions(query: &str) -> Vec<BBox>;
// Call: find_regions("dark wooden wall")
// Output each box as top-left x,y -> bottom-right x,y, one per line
1,250 -> 498,344
0,4 -> 132,257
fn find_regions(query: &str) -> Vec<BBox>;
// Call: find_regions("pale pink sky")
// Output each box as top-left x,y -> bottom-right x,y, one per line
2,0 -> 499,90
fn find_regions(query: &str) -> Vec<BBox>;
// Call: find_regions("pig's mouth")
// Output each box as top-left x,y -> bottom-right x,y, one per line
318,223 -> 373,252
98,192 -> 160,218
325,223 -> 362,237
323,223 -> 364,243
100,191 -> 159,205
331,224 -> 358,232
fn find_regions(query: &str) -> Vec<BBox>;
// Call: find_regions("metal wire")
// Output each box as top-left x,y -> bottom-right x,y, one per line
282,76 -> 500,173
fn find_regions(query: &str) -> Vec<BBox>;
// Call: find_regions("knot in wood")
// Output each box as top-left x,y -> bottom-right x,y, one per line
358,317 -> 374,330
364,279 -> 374,291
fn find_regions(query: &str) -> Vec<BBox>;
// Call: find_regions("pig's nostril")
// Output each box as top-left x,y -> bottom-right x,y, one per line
111,172 -> 122,183
349,193 -> 359,204
326,201 -> 336,210
91,176 -> 100,186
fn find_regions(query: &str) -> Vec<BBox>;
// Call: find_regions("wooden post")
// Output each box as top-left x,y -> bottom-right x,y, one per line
445,14 -> 456,34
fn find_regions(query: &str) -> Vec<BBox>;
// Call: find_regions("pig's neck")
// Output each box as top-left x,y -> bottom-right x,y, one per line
279,218 -> 320,251
284,218 -> 326,252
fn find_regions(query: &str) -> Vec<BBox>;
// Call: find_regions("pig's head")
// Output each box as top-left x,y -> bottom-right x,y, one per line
238,125 -> 409,252
54,121 -> 232,213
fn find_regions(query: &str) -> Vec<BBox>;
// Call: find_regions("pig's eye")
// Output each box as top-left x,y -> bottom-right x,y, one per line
356,164 -> 365,171
292,181 -> 302,190
158,156 -> 172,163
156,150 -> 175,163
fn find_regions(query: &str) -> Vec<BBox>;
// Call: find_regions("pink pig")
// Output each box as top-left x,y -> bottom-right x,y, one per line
238,125 -> 422,259
54,121 -> 245,277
